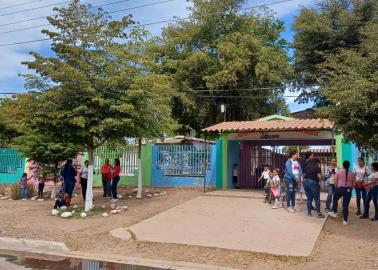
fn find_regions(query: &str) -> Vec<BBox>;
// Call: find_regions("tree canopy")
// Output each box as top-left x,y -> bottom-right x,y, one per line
319,21 -> 378,150
293,0 -> 378,106
155,0 -> 291,134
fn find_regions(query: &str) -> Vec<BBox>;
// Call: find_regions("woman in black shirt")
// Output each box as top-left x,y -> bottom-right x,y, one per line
303,158 -> 325,218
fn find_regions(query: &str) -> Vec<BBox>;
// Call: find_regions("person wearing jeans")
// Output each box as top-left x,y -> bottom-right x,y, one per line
284,150 -> 302,213
324,159 -> 338,211
111,158 -> 121,203
360,162 -> 378,221
101,159 -> 112,197
353,157 -> 369,215
303,158 -> 324,218
328,160 -> 356,225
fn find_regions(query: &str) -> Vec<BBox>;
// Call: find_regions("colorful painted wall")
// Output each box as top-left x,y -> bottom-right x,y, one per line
0,148 -> 26,184
151,144 -> 217,188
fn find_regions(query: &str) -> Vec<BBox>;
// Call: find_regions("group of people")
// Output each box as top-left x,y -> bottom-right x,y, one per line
258,150 -> 378,225
100,159 -> 121,202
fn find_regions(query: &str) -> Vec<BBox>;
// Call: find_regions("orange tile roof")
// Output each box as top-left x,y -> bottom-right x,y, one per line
202,119 -> 334,132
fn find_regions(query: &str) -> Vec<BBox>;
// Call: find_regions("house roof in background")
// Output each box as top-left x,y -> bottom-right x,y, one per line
202,118 -> 334,133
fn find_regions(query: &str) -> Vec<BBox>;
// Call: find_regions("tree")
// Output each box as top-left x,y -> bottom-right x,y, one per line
0,93 -> 78,197
154,0 -> 291,134
22,0 -> 175,209
319,21 -> 378,150
292,0 -> 378,106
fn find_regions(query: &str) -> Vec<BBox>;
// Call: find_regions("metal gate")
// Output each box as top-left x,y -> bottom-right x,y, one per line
239,142 -> 286,188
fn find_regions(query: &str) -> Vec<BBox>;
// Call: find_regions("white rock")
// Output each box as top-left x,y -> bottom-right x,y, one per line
51,209 -> 59,216
101,205 -> 106,209
80,212 -> 87,218
1,197 -> 7,200
71,210 -> 75,214
145,189 -> 150,193
117,194 -> 123,199
61,212 -> 72,218
132,188 -> 138,192
116,206 -> 122,210
110,210 -> 118,214
30,197 -> 36,201
121,206 -> 128,211
161,191 -> 167,195
8,199 -> 12,201
154,193 -> 160,197
102,213 -> 109,217
146,194 -> 153,198
110,204 -> 116,209
60,206 -> 67,210
37,198 -> 44,201
128,196 -> 132,198
72,205 -> 78,209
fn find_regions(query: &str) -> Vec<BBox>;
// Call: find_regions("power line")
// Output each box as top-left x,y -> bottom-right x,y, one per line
0,0 -> 44,10
0,38 -> 49,47
0,0 -> 133,27
0,0 -> 175,35
0,1 -> 71,17
0,0 -> 295,46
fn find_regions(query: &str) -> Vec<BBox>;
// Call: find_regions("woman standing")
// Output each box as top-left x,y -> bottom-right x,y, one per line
360,162 -> 378,221
284,150 -> 302,213
100,159 -> 112,197
303,158 -> 325,218
353,157 -> 369,215
325,158 -> 338,212
62,159 -> 77,198
328,160 -> 356,225
80,160 -> 89,201
111,158 -> 121,203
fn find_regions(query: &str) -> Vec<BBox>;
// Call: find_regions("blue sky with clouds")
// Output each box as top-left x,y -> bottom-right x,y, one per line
0,0 -> 314,112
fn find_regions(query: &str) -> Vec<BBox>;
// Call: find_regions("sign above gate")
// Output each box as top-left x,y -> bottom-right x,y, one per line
228,130 -> 333,141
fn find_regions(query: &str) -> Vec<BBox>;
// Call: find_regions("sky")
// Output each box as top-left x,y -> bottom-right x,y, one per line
0,0 -> 315,112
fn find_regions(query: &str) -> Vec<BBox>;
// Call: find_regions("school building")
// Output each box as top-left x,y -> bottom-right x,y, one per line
1,115 -> 376,189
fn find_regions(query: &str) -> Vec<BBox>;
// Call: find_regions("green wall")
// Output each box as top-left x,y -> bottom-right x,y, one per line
92,143 -> 152,187
221,133 -> 228,190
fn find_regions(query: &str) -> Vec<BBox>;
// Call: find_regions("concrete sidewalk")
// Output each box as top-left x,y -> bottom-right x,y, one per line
203,189 -> 328,202
128,194 -> 327,257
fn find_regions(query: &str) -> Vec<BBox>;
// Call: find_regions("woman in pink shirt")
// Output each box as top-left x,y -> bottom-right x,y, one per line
328,160 -> 356,225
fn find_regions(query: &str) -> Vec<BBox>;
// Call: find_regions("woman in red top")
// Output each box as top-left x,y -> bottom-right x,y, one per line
111,158 -> 121,203
328,160 -> 356,225
100,159 -> 112,197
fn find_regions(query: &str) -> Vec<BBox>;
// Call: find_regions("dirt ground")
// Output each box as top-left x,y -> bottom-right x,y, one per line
0,187 -> 377,269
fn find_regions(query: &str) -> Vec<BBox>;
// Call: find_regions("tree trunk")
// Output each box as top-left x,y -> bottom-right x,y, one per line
136,138 -> 143,198
51,181 -> 57,199
85,146 -> 94,211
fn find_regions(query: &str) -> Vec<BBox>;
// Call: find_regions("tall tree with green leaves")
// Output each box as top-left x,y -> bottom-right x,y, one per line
293,0 -> 378,106
154,0 -> 291,134
22,0 -> 175,209
319,21 -> 378,150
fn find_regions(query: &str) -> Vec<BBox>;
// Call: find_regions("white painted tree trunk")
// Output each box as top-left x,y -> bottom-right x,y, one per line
136,139 -> 142,198
136,158 -> 142,198
85,147 -> 94,211
50,181 -> 57,199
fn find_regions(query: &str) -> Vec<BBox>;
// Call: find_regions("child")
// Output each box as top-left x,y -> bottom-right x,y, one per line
38,179 -> 45,198
53,192 -> 71,209
263,171 -> 274,203
232,164 -> 238,188
19,173 -> 32,200
258,165 -> 270,183
279,177 -> 287,207
271,169 -> 281,209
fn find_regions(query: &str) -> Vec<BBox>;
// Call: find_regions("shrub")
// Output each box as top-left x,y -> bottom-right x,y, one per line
10,183 -> 36,199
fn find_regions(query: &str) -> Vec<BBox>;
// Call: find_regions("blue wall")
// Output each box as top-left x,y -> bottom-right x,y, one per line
151,145 -> 217,188
0,159 -> 25,185
227,141 -> 240,188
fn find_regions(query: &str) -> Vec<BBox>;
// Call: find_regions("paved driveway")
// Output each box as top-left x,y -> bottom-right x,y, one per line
129,191 -> 327,257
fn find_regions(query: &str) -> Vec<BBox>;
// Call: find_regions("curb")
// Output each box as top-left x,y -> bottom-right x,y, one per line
0,237 -> 69,252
